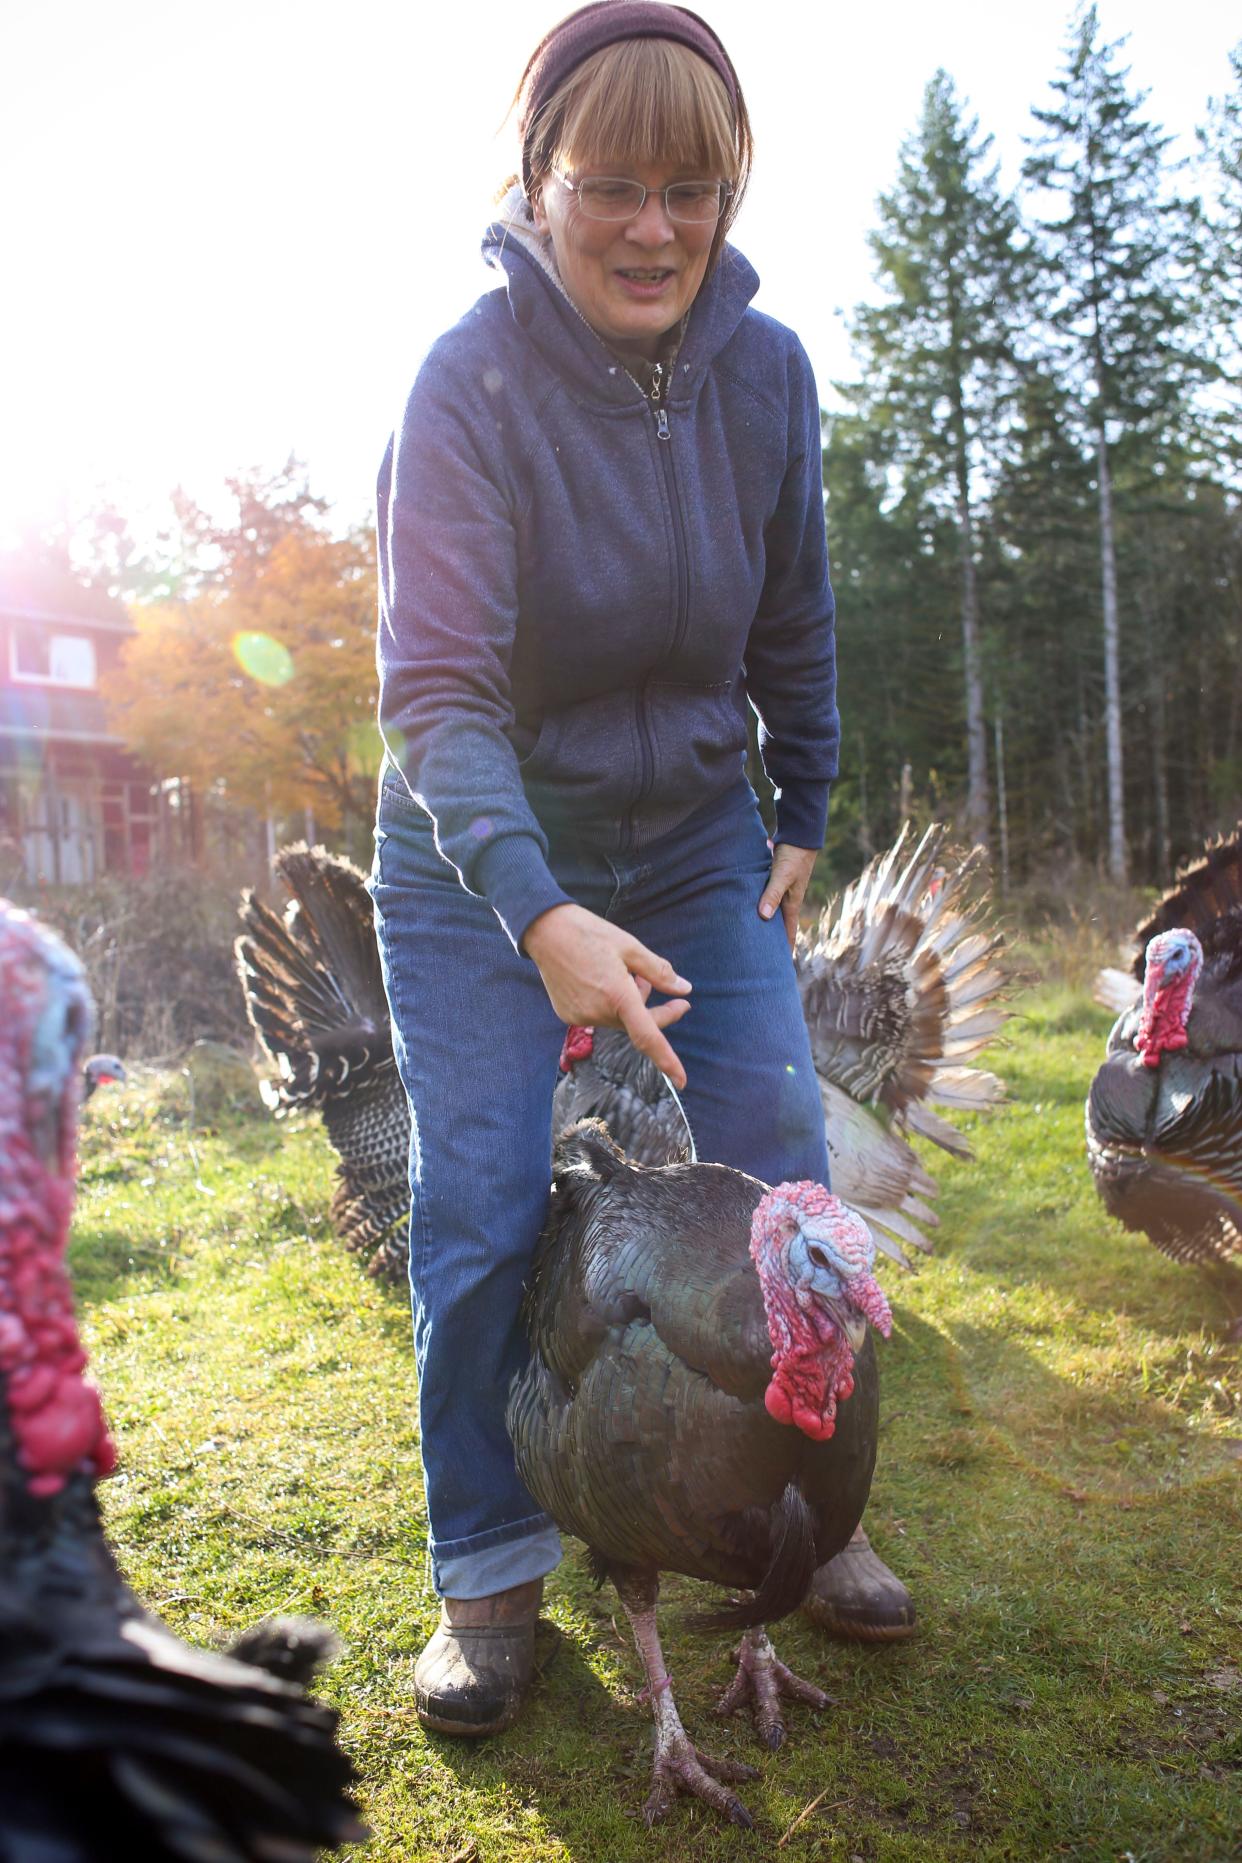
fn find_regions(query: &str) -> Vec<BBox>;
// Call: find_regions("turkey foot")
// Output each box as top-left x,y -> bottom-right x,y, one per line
644,1726 -> 759,1830
715,1625 -> 831,1751
615,1571 -> 759,1829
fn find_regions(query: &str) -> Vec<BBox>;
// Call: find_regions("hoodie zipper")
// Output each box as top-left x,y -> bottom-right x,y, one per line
621,376 -> 689,853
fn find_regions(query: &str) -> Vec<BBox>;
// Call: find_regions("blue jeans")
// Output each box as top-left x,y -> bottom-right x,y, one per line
370,772 -> 829,1598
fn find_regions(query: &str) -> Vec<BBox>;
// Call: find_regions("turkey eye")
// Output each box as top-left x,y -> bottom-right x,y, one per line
807,1244 -> 830,1270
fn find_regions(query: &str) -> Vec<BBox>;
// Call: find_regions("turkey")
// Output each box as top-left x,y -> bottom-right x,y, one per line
236,843 -> 411,1279
239,825 -> 1007,1278
506,1121 -> 891,1828
0,898 -> 366,1861
1086,830 -> 1242,1315
82,1052 -> 126,1101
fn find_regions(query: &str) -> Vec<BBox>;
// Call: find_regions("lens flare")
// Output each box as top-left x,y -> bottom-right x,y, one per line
233,632 -> 294,686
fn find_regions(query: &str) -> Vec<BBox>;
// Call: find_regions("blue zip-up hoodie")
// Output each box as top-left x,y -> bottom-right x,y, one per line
377,201 -> 838,951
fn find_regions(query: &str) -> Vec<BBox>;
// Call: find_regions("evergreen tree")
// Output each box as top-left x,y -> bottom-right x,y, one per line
1195,43 -> 1242,484
1023,4 -> 1201,882
846,71 -> 1030,851
984,368 -> 1100,872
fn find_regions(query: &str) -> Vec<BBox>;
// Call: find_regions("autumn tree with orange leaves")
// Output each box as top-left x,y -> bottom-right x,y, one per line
102,464 -> 381,860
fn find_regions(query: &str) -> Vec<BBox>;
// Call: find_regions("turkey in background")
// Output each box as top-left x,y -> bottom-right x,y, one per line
1086,828 -> 1242,1332
82,1052 -> 126,1101
0,898 -> 366,1862
508,1121 -> 891,1829
237,825 -> 1009,1280
237,844 -> 412,1278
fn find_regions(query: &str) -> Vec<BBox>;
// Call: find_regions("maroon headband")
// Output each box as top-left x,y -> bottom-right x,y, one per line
517,1 -> 740,194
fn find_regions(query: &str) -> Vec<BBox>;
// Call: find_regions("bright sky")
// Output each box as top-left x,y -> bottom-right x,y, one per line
1,0 -> 1236,543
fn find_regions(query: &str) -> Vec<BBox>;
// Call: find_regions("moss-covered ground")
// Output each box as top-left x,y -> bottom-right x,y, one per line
78,981 -> 1240,1861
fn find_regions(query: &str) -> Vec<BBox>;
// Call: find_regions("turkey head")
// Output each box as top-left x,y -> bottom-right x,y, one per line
749,1181 -> 892,1441
1134,928 -> 1202,1067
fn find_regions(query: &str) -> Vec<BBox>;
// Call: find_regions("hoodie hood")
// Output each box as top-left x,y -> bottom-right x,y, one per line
482,184 -> 760,410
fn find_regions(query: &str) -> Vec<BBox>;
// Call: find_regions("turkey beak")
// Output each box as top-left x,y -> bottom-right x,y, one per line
826,1299 -> 867,1353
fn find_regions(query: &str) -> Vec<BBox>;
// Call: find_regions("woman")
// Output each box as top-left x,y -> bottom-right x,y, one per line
372,0 -> 913,1740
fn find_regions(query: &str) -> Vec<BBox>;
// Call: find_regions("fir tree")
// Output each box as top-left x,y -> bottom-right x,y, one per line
846,71 -> 1030,851
1023,4 -> 1201,882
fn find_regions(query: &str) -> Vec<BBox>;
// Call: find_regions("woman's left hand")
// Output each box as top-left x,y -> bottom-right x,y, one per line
758,843 -> 819,951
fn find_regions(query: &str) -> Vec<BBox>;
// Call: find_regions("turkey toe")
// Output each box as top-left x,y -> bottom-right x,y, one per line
644,1734 -> 758,1829
715,1627 -> 831,1748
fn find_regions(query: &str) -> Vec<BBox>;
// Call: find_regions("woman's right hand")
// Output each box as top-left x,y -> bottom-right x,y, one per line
523,903 -> 691,1090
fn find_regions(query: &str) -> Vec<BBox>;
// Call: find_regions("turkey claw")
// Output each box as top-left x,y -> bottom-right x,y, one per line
643,1740 -> 758,1829
716,1629 -> 831,1750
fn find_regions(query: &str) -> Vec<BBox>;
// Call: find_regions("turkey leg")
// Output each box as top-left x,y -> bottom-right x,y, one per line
715,1624 -> 832,1750
613,1570 -> 759,1830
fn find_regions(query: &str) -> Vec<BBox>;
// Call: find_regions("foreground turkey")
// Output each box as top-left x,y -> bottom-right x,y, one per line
1086,831 -> 1242,1311
0,900 -> 365,1861
238,825 -> 1007,1277
507,1122 -> 891,1828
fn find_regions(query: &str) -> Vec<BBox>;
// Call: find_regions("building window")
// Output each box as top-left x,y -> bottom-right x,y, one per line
10,625 -> 97,688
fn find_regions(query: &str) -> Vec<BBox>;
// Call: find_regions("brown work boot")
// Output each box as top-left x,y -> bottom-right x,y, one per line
802,1527 -> 916,1641
414,1578 -> 546,1736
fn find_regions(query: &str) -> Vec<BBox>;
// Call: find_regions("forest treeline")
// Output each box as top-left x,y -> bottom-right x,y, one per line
825,8 -> 1242,889
13,6 -> 1240,894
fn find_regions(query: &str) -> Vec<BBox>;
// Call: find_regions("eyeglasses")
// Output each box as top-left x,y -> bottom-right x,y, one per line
554,172 -> 733,225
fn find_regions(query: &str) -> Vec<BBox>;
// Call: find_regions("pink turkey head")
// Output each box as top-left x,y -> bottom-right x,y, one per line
749,1180 -> 892,1442
0,902 -> 117,1498
1136,928 -> 1203,1069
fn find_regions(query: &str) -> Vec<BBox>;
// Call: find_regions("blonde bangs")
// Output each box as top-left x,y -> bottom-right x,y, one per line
550,40 -> 740,182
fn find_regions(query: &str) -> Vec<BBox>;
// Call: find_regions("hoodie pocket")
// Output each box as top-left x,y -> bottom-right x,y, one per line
645,678 -> 750,799
516,690 -> 640,830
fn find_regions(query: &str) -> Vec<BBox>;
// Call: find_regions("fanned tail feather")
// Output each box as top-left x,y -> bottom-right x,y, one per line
799,824 -> 1009,1263
1131,827 -> 1242,978
236,844 -> 394,1112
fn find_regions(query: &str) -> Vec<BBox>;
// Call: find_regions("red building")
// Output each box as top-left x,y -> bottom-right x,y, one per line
0,567 -> 160,885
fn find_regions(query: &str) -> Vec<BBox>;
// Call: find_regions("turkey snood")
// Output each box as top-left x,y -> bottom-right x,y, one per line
1136,929 -> 1204,1069
749,1181 -> 892,1441
0,910 -> 118,1497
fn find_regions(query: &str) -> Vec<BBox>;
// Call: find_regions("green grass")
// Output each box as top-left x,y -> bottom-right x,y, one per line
78,989 -> 1240,1863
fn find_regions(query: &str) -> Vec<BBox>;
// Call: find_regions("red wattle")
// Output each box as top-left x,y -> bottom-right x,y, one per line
17,1381 -> 107,1470
558,1025 -> 595,1073
1136,934 -> 1202,1066
0,941 -> 119,1497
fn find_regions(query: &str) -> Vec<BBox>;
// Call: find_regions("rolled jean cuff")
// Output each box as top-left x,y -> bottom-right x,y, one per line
431,1519 -> 563,1599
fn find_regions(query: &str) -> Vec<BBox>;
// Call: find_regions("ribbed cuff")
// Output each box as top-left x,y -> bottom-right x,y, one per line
473,833 -> 573,954
773,780 -> 831,851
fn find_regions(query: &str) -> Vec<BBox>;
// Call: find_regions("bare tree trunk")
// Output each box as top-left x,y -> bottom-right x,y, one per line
993,712 -> 1010,894
956,481 -> 990,851
1097,429 -> 1127,883
304,806 -> 317,846
857,731 -> 874,859
1140,589 -> 1171,881
1076,659 -> 1093,855
898,761 -> 913,824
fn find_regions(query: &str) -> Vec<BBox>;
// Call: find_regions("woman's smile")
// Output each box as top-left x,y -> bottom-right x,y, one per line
532,163 -> 714,360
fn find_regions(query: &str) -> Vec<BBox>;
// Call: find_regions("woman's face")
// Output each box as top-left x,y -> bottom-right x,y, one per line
532,160 -> 718,362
